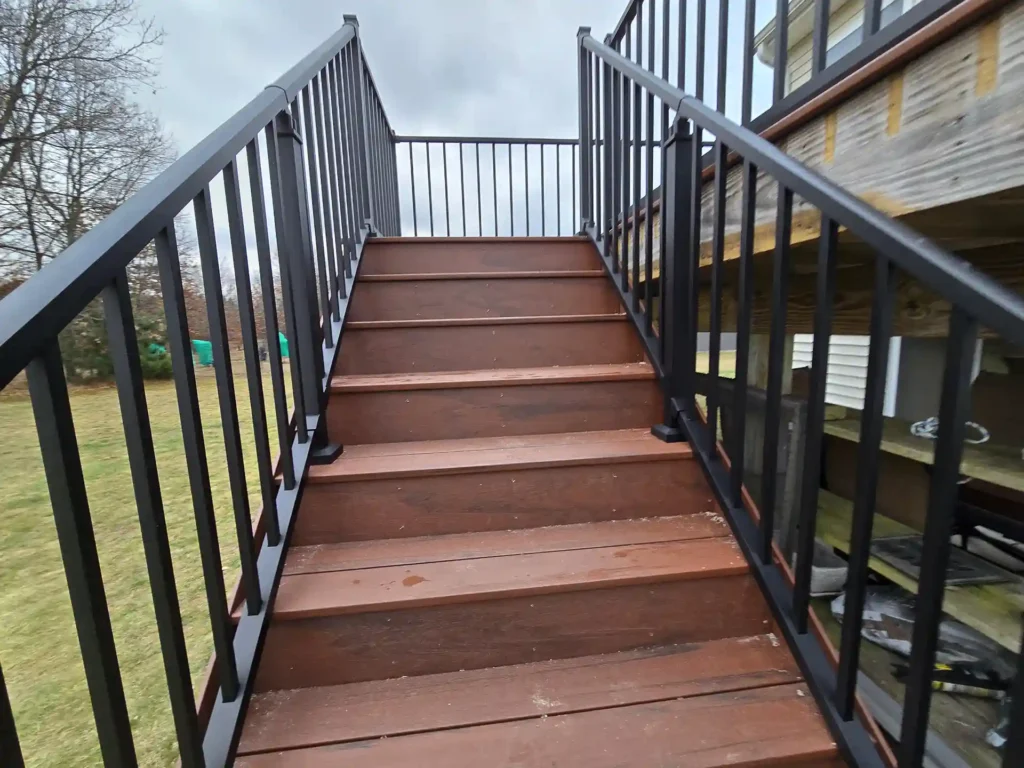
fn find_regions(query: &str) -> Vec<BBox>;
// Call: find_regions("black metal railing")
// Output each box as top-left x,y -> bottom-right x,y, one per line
606,0 -> 973,132
394,136 -> 579,237
578,24 -> 1024,768
0,15 -> 398,767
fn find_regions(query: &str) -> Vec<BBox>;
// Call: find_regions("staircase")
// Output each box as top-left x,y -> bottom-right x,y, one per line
233,238 -> 842,766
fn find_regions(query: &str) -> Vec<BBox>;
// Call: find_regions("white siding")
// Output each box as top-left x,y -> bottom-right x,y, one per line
793,335 -> 901,415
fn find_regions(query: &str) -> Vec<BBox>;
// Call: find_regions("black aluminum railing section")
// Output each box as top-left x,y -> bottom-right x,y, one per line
0,15 -> 399,767
395,136 -> 580,237
577,26 -> 1024,768
606,0 -> 972,132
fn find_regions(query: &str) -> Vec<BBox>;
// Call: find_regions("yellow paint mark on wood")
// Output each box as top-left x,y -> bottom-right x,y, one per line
823,112 -> 837,164
886,74 -> 904,136
976,17 -> 1001,96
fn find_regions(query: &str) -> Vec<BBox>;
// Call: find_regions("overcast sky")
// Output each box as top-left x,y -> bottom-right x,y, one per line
127,0 -> 779,248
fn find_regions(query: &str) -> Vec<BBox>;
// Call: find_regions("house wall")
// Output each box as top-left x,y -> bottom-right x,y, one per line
792,334 -> 901,414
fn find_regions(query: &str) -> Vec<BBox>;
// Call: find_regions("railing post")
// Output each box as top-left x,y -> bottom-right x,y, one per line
344,14 -> 376,233
274,109 -> 324,417
652,117 -> 694,443
577,27 -> 592,230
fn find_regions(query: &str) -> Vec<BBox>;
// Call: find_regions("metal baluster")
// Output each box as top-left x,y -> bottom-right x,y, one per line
604,55 -> 614,263
328,57 -> 355,277
864,0 -> 882,37
707,140 -> 727,454
155,224 -> 238,703
556,146 -> 562,235
631,9 -> 643,313
335,50 -> 361,257
837,256 -> 897,718
610,46 -> 621,273
812,0 -> 831,76
492,143 -> 498,236
508,143 -> 513,236
572,142 -> 577,231
246,141 -> 294,491
621,32 -> 631,295
102,271 -> 203,765
742,0 -> 757,124
595,55 -> 603,240
459,142 -> 467,236
686,125 -> 703,405
320,67 -> 348,298
194,185 -> 262,613
729,161 -> 758,504
442,143 -> 450,236
476,143 -> 483,236
695,0 -> 706,102
300,86 -> 333,347
578,28 -> 592,226
426,142 -> 434,236
792,215 -> 839,630
677,0 -> 687,91
525,144 -> 531,236
409,143 -> 418,236
26,343 -> 137,765
758,185 -> 794,563
312,75 -> 340,312
540,145 -> 546,236
265,120 -> 309,442
223,159 -> 279,549
773,0 -> 789,103
900,306 -> 979,766
0,660 -> 22,767
716,0 -> 728,113
644,0 -> 655,334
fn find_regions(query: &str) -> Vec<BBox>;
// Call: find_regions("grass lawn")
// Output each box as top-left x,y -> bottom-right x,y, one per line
0,366 -> 282,767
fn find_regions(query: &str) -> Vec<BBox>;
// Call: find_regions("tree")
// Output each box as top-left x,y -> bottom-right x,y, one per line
0,0 -> 177,380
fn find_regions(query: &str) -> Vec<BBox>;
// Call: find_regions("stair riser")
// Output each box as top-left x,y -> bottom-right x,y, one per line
337,321 -> 645,375
293,458 -> 712,545
255,576 -> 769,690
349,277 -> 623,321
326,380 -> 661,445
362,240 -> 600,275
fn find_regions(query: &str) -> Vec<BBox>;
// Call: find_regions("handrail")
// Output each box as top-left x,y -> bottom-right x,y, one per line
581,33 -> 1024,348
0,24 -> 360,390
579,21 -> 1024,768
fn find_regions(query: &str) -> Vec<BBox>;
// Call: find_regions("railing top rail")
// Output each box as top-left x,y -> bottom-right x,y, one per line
394,135 -> 579,145
0,22 -> 358,391
580,32 -> 1024,348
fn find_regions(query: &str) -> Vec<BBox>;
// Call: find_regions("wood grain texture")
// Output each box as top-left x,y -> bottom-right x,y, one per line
336,316 -> 646,375
237,684 -> 840,767
295,459 -> 714,544
284,516 -> 730,575
325,378 -> 661,444
349,275 -> 623,321
253,576 -> 771,690
305,427 -> 691,482
238,636 -> 799,755
361,238 -> 601,275
270,537 -> 746,620
330,362 -> 655,392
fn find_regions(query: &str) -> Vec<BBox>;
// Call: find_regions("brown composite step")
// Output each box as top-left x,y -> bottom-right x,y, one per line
237,635 -> 843,767
360,236 -> 601,275
336,313 -> 644,376
349,271 -> 621,321
293,428 -> 714,544
325,362 -> 661,444
253,516 -> 769,690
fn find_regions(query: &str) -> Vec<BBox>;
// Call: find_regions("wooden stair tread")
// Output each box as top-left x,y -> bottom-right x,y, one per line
306,428 -> 692,483
284,516 -> 730,575
359,269 -> 607,281
237,682 -> 839,767
330,362 -> 654,392
269,536 -> 744,620
347,312 -> 626,329
238,635 -> 799,756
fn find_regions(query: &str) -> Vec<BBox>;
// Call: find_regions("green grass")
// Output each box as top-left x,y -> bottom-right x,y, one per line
0,367 -> 282,767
